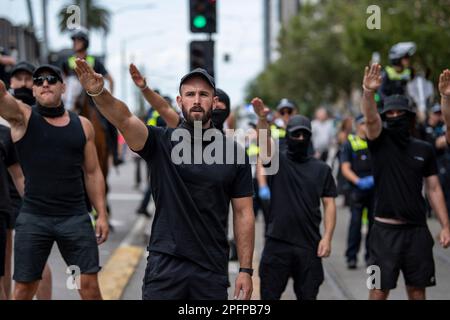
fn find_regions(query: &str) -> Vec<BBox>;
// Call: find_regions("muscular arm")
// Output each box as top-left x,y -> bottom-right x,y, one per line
0,79 -> 30,134
251,98 -> 273,164
81,117 -> 109,243
231,196 -> 255,300
317,197 -> 336,258
361,64 -> 383,140
426,175 -> 449,229
75,59 -> 148,151
129,63 -> 180,128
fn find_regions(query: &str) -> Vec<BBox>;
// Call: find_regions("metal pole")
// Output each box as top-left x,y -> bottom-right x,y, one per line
26,0 -> 35,28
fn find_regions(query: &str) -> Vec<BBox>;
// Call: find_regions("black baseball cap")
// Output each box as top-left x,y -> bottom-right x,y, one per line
287,115 -> 312,133
431,104 -> 441,114
381,95 -> 414,115
179,68 -> 215,93
11,61 -> 35,77
33,64 -> 64,83
355,114 -> 365,124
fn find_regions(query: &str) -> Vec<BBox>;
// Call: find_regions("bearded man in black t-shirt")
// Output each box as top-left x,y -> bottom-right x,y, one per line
438,69 -> 450,215
361,63 -> 450,300
75,59 -> 256,300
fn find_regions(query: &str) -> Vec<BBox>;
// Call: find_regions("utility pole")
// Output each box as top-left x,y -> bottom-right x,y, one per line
263,0 -> 271,67
41,0 -> 48,63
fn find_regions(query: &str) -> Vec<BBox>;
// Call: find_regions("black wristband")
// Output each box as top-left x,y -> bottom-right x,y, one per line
239,268 -> 253,276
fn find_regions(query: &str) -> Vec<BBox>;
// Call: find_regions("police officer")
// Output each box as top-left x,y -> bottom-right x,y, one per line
377,42 -> 416,107
340,114 -> 374,269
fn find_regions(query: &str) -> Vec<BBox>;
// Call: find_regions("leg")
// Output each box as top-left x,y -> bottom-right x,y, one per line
346,193 -> 363,267
369,289 -> 390,300
36,264 -> 52,300
364,192 -> 375,263
14,281 -> 40,300
0,277 -> 6,300
78,273 -> 102,300
292,248 -> 324,300
406,286 -> 426,300
259,239 -> 292,300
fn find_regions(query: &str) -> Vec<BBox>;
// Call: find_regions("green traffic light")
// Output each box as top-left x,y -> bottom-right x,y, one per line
193,15 -> 207,28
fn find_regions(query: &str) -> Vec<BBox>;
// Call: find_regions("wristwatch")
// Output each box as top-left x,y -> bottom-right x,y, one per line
239,268 -> 254,276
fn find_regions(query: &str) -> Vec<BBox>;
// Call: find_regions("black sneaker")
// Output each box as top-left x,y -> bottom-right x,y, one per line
347,259 -> 357,269
136,207 -> 152,218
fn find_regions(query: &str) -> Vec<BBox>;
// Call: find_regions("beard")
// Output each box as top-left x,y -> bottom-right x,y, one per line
181,103 -> 212,125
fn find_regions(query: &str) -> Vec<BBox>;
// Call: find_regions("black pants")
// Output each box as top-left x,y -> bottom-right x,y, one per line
0,213 -> 7,277
259,238 -> 324,300
142,252 -> 228,300
345,190 -> 374,263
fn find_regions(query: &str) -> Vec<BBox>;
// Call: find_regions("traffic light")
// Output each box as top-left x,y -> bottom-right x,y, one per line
189,40 -> 214,78
190,0 -> 217,33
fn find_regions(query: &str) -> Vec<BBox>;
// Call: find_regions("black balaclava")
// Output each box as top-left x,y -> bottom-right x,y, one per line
36,101 -> 65,118
212,88 -> 231,131
10,87 -> 35,106
287,130 -> 311,162
383,113 -> 413,149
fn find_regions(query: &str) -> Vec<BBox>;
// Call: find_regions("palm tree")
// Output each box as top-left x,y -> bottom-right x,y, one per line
58,0 -> 111,35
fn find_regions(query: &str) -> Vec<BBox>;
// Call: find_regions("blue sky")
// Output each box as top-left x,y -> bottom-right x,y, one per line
1,0 -> 264,110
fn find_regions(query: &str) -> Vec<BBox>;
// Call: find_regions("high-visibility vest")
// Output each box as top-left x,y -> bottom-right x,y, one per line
385,65 -> 411,81
246,143 -> 260,157
270,124 -> 286,139
347,134 -> 368,152
67,55 -> 95,70
347,134 -> 371,174
146,110 -> 160,127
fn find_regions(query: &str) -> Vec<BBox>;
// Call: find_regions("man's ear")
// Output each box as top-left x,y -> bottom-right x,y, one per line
61,82 -> 66,94
212,96 -> 219,109
32,86 -> 37,97
176,95 -> 182,108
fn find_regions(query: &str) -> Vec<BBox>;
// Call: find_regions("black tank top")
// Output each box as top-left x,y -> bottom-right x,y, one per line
15,109 -> 87,215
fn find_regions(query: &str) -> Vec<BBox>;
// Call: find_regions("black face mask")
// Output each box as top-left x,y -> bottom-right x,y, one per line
10,87 -> 35,106
384,113 -> 411,148
36,102 -> 66,118
287,133 -> 311,162
211,108 -> 230,131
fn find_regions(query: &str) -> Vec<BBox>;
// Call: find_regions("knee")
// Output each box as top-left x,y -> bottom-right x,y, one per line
369,289 -> 389,300
14,281 -> 39,300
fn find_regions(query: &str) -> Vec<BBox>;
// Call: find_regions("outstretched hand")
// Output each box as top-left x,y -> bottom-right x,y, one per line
439,69 -> 450,97
129,63 -> 147,89
363,63 -> 382,91
74,58 -> 105,95
251,97 -> 270,119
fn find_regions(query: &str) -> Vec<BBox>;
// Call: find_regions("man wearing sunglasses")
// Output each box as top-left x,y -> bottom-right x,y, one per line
256,112 -> 337,300
0,64 -> 108,300
1,61 -> 53,300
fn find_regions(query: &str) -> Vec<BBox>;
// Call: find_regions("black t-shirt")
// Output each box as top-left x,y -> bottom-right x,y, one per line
368,129 -> 438,225
135,125 -> 253,275
265,150 -> 337,250
0,125 -> 18,215
340,139 -> 373,189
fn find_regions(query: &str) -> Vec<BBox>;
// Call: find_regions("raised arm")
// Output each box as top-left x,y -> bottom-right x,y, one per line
361,64 -> 383,140
438,69 -> 450,144
251,97 -> 273,164
129,63 -> 180,128
74,58 -> 148,151
0,79 -> 30,134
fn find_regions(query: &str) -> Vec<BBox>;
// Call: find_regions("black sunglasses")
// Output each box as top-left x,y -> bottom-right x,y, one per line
33,75 -> 59,86
280,109 -> 293,116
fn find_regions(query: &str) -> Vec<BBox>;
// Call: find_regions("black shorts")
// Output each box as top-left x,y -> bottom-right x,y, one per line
259,238 -> 324,300
0,213 -> 7,277
367,221 -> 436,290
13,212 -> 101,283
142,251 -> 229,300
